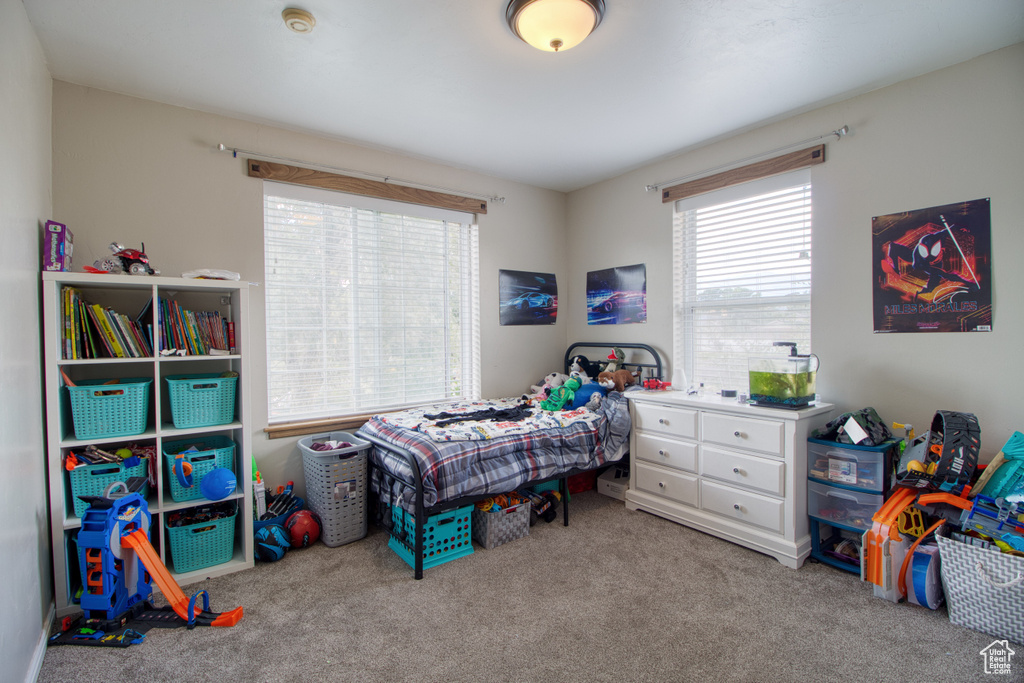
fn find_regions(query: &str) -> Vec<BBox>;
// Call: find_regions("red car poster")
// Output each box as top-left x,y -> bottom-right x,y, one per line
872,198 -> 991,333
587,264 -> 647,325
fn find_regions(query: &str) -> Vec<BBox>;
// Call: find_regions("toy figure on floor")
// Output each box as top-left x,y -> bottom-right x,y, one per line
886,225 -> 978,296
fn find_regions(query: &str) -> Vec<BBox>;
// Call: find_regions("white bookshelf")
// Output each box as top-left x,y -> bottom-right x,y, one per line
42,272 -> 253,617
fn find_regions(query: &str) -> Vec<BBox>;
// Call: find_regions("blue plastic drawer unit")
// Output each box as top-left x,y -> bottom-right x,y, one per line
807,438 -> 897,493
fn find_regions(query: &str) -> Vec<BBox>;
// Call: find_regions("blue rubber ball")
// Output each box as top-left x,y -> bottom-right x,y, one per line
254,524 -> 289,562
200,468 -> 236,501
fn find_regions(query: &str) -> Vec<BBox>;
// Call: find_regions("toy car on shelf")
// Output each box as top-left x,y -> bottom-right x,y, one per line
94,242 -> 159,275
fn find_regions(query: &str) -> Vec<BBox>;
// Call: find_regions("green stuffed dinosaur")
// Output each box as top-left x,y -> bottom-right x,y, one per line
540,376 -> 582,411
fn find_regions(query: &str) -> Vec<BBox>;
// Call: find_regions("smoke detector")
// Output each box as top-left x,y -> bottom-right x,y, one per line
282,8 -> 316,33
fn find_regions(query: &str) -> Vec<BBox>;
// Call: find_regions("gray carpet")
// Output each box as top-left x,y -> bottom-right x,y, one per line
39,491 -> 1010,682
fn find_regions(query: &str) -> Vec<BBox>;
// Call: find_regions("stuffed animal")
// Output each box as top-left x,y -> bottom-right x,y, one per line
601,347 -> 626,373
522,372 -> 568,403
597,369 -> 635,393
569,369 -> 592,385
569,355 -> 602,379
540,376 -> 582,411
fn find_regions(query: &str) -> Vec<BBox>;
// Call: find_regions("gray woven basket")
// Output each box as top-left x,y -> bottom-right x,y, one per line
937,534 -> 1024,643
472,502 -> 529,550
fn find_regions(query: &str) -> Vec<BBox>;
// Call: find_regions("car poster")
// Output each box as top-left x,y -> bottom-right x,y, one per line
499,270 -> 557,325
587,263 -> 647,325
872,198 -> 991,333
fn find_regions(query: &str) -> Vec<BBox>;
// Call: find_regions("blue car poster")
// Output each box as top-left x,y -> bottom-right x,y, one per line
587,264 -> 647,325
499,270 -> 557,325
872,198 -> 992,333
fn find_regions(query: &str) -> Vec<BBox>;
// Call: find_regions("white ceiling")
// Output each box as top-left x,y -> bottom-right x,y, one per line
23,0 -> 1024,193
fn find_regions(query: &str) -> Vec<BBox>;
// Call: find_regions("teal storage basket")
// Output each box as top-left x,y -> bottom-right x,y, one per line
165,507 -> 236,574
388,505 -> 474,570
67,378 -> 151,440
68,458 -> 149,518
162,435 -> 236,502
165,374 -> 237,428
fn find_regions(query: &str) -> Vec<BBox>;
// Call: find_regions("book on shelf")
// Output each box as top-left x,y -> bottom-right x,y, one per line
84,304 -> 115,357
156,297 -> 231,356
80,302 -> 98,358
58,285 -> 157,360
90,304 -> 126,358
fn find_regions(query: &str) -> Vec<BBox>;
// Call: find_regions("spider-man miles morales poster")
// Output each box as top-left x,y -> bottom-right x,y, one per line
873,198 -> 991,333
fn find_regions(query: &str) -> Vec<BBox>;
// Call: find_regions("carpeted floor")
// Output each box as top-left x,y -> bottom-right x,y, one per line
38,491 -> 1011,682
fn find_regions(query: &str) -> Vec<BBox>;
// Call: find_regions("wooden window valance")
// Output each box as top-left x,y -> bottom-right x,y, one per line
661,144 -> 825,203
248,159 -> 487,214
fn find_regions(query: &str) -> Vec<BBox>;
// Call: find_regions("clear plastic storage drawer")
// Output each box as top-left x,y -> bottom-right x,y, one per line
807,480 -> 883,531
807,438 -> 895,492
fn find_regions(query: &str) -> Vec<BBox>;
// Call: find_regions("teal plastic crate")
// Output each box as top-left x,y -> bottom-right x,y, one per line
68,458 -> 149,517
165,507 -> 236,574
165,374 -> 237,428
67,378 -> 151,440
162,435 -> 236,502
388,505 -> 474,570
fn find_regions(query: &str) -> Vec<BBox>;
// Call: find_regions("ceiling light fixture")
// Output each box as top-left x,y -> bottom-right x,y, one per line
282,8 -> 316,34
506,0 -> 605,52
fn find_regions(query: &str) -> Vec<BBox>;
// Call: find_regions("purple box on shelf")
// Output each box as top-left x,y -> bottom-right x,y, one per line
43,220 -> 74,271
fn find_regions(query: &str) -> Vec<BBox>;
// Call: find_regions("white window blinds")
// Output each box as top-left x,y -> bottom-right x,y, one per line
263,182 -> 480,423
673,170 -> 812,394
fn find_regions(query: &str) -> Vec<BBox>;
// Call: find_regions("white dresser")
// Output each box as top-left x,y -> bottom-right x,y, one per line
625,391 -> 833,568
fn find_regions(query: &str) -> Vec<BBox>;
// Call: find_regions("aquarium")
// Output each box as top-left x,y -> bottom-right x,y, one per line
748,344 -> 818,408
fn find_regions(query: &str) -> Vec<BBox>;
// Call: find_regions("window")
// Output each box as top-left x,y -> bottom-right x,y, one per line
672,170 -> 812,393
263,182 -> 480,424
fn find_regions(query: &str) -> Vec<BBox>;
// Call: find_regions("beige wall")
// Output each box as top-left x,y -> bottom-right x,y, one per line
1,0 -> 53,679
51,83 -> 569,489
567,43 -> 1024,461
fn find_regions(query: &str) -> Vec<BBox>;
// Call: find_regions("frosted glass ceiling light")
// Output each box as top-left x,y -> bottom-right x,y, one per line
506,0 -> 605,52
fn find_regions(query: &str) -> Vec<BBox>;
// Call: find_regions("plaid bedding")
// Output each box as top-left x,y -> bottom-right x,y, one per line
360,391 -> 632,510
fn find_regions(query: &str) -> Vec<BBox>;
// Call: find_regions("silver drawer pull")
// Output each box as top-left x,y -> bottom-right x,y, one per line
732,467 -> 741,474
658,481 -> 666,488
659,418 -> 668,425
733,430 -> 743,438
659,450 -> 667,456
733,503 -> 741,510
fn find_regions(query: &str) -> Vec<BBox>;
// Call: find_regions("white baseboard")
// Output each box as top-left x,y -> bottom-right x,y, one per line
24,602 -> 54,683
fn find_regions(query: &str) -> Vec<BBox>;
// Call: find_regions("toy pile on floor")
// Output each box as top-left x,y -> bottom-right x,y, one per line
859,410 -> 1024,643
49,481 -> 242,649
252,464 -> 324,563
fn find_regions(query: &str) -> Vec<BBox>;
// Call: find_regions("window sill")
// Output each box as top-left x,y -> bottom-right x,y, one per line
264,414 -> 372,440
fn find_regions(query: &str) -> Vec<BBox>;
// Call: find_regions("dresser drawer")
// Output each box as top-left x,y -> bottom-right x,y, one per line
633,402 -> 698,439
634,462 -> 699,507
636,433 -> 698,473
700,480 -> 784,533
702,412 -> 783,456
701,445 -> 785,496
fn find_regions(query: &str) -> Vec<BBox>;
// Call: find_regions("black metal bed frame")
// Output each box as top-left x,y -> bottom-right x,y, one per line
365,342 -> 663,579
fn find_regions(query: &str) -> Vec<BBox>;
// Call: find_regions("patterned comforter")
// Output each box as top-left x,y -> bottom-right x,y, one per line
358,390 -> 632,510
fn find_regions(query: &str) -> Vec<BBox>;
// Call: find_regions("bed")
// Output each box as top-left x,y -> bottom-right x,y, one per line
357,342 -> 663,578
